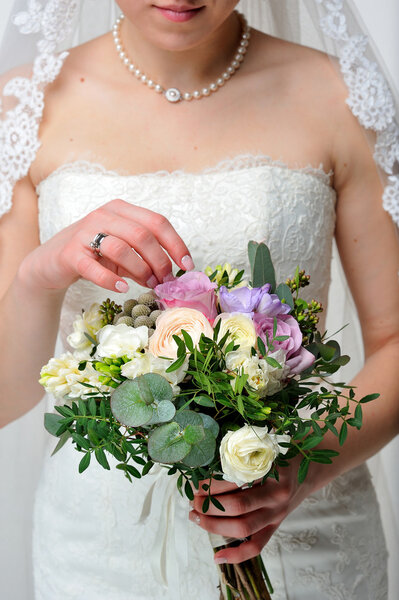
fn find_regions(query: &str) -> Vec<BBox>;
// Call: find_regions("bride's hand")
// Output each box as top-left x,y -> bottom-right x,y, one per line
18,199 -> 192,294
189,457 -> 310,564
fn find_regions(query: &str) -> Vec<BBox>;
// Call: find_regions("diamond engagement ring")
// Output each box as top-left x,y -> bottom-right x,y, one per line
89,232 -> 109,257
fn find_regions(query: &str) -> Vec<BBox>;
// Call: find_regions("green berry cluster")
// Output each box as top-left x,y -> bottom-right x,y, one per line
99,298 -> 122,325
286,270 -> 310,292
113,291 -> 161,337
295,298 -> 323,344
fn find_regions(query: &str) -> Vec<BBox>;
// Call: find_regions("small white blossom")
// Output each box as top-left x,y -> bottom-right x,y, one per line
39,352 -> 101,399
97,324 -> 148,359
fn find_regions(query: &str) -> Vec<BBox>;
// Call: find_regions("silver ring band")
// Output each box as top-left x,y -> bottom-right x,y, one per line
89,232 -> 109,257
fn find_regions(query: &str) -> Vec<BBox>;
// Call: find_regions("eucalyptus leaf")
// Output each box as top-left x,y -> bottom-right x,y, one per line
275,283 -> 294,310
252,243 -> 276,291
44,413 -> 64,436
247,241 -> 259,276
148,422 -> 191,463
182,428 -> 217,468
183,424 -> 205,445
174,409 -> 203,428
111,374 -> 174,427
198,413 -> 219,438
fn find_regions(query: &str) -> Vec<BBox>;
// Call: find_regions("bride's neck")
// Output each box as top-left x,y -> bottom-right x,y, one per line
120,11 -> 242,90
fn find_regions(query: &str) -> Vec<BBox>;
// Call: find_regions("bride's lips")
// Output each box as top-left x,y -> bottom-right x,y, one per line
153,4 -> 205,23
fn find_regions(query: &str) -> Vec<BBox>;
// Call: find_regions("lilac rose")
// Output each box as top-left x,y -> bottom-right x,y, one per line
253,314 -> 315,375
154,271 -> 217,321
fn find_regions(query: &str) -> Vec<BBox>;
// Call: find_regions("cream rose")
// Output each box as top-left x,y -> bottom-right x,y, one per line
149,307 -> 213,359
220,424 -> 291,486
96,324 -> 148,359
215,313 -> 257,350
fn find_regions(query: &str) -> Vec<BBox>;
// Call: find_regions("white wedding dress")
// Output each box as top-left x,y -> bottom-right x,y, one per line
32,156 -> 388,600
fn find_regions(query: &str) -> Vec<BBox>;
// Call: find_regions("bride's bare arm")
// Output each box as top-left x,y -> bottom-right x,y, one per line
0,176 -> 192,428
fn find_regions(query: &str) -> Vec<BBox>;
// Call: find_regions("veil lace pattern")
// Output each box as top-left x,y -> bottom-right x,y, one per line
0,0 -> 398,225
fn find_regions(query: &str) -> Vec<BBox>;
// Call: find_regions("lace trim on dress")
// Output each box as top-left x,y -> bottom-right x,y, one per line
35,154 -> 335,191
0,0 -> 78,218
316,0 -> 399,226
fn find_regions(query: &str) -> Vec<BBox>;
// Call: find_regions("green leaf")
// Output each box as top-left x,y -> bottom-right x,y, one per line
183,424 -> 205,445
183,429 -> 217,468
111,374 -> 174,427
275,283 -> 294,310
210,495 -> 225,512
125,464 -> 141,479
355,403 -> 363,427
194,395 -> 214,408
51,430 -> 72,456
174,409 -> 203,428
339,421 -> 348,446
79,452 -> 91,473
148,422 -> 191,463
265,356 -> 282,369
257,336 -> 266,357
185,480 -> 194,501
360,393 -> 380,404
88,397 -> 97,416
252,243 -> 276,291
301,435 -> 323,451
87,421 -> 101,446
181,329 -> 194,353
198,413 -> 219,438
201,496 -> 210,513
71,433 -> 91,451
78,398 -> 87,416
44,413 -> 64,436
298,458 -> 310,483
165,354 -> 187,373
142,461 -> 154,476
95,447 -> 110,470
317,343 -> 337,362
247,241 -> 259,276
172,334 -> 187,357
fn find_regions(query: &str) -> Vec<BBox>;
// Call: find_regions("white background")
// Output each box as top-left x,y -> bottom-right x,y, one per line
0,1 -> 398,600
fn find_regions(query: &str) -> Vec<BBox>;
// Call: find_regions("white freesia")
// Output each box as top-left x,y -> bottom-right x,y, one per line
121,352 -> 188,395
67,303 -> 104,355
225,349 -> 252,371
39,352 -> 102,399
97,324 -> 148,359
220,424 -> 291,486
215,312 -> 257,350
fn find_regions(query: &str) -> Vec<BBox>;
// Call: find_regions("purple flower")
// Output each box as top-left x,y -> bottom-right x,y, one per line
219,285 -> 265,314
253,314 -> 315,375
256,292 -> 291,317
154,271 -> 217,321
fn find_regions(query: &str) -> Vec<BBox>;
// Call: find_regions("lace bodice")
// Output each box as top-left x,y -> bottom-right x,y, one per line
37,155 -> 336,347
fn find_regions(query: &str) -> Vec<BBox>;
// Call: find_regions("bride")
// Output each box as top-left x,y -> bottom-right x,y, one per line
0,1 -> 398,598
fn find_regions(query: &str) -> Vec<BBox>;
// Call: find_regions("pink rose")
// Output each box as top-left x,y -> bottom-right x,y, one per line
154,271 -> 217,321
253,314 -> 315,375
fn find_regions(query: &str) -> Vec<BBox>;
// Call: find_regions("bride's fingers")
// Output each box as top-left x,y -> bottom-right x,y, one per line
89,234 -> 155,288
189,507 -> 282,540
193,483 -> 284,517
105,199 -> 193,271
89,220 -> 173,285
76,254 -> 130,293
213,524 -> 278,565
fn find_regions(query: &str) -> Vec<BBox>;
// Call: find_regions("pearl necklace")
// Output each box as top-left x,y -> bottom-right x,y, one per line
112,12 -> 251,103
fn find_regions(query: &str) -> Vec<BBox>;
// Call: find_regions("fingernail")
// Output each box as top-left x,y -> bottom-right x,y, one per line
146,275 -> 159,289
189,501 -> 194,508
115,280 -> 129,293
189,511 -> 201,525
214,557 -> 227,565
181,255 -> 195,271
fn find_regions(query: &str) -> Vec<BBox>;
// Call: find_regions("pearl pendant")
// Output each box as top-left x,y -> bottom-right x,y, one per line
165,88 -> 182,103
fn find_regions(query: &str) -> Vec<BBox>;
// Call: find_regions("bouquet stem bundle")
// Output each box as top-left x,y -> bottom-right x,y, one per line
216,549 -> 271,600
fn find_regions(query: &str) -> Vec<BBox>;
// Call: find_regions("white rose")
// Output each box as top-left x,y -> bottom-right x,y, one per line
97,324 -> 148,359
67,303 -> 104,353
39,352 -> 102,399
215,313 -> 257,350
220,424 -> 291,486
225,349 -> 252,371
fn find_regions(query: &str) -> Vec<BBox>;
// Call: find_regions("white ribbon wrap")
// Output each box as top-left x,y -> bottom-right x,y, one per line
137,465 -> 189,599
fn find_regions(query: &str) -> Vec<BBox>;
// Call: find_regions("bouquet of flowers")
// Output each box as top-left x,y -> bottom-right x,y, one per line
40,241 -> 377,599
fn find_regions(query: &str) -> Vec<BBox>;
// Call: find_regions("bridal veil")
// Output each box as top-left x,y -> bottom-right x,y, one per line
0,1 -> 398,598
